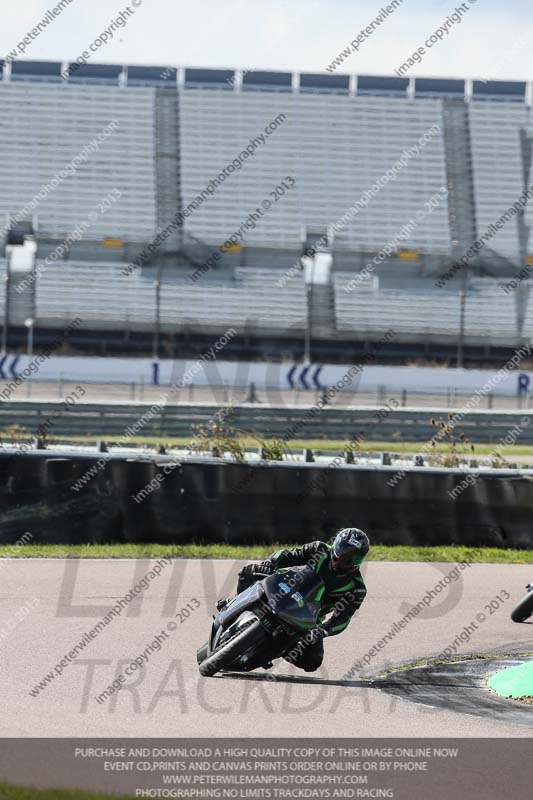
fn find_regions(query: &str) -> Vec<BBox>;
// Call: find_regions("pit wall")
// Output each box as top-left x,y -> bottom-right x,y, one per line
0,355 -> 531,395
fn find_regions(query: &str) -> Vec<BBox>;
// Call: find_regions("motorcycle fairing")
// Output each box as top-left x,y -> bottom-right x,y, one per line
262,568 -> 323,632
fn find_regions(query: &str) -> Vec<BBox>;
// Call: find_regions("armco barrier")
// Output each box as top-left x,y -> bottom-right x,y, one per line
0,400 -> 533,443
0,450 -> 532,549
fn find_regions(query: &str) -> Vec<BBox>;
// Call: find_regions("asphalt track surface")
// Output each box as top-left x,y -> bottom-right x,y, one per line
1,559 -> 532,737
376,656 -> 533,726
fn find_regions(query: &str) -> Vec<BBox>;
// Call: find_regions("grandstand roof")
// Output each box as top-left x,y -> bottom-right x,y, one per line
3,61 -> 531,102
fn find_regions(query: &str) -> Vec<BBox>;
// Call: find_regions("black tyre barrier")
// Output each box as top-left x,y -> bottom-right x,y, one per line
1,449 -> 533,548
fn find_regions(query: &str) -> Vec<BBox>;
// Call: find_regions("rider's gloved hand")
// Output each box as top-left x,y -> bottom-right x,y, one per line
256,561 -> 276,576
238,562 -> 274,584
238,564 -> 256,585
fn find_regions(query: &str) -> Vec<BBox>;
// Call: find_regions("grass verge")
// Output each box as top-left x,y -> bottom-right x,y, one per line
49,435 -> 533,457
0,782 -> 134,800
0,544 -> 532,563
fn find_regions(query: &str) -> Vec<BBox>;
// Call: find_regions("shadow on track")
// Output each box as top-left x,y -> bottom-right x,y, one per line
214,671 -> 368,689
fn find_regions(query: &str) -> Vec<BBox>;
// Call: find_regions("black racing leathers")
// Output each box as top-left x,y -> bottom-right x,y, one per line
236,541 -> 367,672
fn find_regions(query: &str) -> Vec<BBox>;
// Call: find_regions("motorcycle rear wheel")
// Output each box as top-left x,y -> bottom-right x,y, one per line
198,618 -> 264,677
511,592 -> 533,622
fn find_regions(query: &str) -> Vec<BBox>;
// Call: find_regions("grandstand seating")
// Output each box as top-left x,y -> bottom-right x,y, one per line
160,267 -> 306,333
1,62 -> 532,359
469,102 -> 531,259
10,261 -> 306,335
180,92 -> 451,253
0,83 -> 157,242
0,63 -> 530,264
0,256 -> 527,349
464,278 -> 520,340
334,273 -> 523,346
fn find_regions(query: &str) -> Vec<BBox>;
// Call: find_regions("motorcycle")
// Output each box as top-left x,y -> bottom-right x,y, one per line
196,565 -> 324,677
510,583 -> 533,622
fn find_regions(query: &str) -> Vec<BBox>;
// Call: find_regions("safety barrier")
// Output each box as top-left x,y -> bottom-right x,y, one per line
0,449 -> 531,549
1,401 -> 533,443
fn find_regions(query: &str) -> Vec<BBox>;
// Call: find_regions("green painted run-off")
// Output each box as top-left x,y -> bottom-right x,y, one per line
487,661 -> 533,699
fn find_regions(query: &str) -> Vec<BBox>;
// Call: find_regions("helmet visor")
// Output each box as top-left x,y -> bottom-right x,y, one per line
331,551 -> 366,573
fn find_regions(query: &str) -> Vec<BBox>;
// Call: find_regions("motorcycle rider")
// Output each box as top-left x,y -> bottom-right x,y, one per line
217,528 -> 369,672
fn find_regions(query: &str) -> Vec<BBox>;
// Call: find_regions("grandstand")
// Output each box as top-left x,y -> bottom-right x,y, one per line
1,61 -> 533,363
0,82 -> 157,244
16,261 -> 307,336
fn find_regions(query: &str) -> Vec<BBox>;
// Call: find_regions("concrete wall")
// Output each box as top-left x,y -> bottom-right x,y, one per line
1,354 -> 532,396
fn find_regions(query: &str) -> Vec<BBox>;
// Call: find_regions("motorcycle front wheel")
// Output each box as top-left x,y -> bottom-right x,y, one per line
196,642 -> 208,664
198,618 -> 265,677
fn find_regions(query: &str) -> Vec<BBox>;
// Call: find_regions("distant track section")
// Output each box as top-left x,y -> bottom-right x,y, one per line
1,400 -> 533,443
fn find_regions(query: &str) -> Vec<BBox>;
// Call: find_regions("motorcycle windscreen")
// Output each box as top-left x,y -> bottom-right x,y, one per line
214,581 -> 264,631
263,567 -> 324,631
